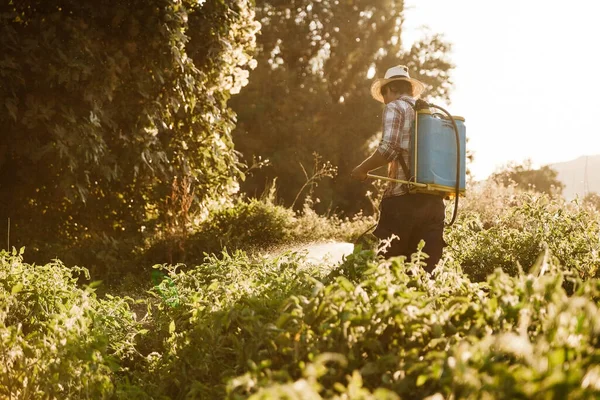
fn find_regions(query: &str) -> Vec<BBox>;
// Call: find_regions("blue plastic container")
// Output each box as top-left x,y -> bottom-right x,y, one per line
410,111 -> 466,197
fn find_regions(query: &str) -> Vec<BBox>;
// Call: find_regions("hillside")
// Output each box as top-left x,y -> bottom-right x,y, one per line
550,154 -> 600,200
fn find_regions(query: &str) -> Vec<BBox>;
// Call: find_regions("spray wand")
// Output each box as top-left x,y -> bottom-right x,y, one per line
366,173 -> 428,188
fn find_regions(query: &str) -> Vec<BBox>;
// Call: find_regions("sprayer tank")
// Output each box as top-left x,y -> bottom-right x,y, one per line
411,111 -> 466,197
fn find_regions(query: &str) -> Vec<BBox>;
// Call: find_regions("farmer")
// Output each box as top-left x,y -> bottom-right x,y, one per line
351,65 -> 445,273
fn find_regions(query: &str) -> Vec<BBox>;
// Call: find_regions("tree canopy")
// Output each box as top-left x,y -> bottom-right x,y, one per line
0,0 -> 259,260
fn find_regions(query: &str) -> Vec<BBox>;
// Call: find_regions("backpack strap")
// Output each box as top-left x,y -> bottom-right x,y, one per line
397,147 -> 411,184
396,98 -> 430,190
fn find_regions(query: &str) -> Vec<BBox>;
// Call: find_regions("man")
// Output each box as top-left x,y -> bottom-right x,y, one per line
351,65 -> 445,273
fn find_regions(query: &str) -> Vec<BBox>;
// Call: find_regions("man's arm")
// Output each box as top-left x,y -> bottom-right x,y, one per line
351,102 -> 404,181
351,150 -> 389,181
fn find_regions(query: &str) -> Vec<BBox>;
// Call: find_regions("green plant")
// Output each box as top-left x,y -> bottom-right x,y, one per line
5,182 -> 600,399
144,194 -> 374,266
0,249 -> 143,399
129,250 -> 324,398
446,183 -> 600,281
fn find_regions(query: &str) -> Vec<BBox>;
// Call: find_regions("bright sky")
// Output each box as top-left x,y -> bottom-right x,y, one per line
402,0 -> 600,180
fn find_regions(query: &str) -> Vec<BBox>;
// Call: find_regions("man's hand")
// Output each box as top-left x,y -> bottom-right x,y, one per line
351,165 -> 368,182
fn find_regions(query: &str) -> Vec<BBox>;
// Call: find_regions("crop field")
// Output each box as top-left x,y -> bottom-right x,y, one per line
2,183 -> 600,399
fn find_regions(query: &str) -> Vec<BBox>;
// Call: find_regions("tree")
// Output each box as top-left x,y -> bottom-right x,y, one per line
230,0 -> 454,214
583,192 -> 600,211
0,1 -> 259,263
491,159 -> 565,196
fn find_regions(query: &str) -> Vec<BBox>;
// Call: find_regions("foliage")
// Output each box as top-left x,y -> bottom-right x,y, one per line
293,205 -> 376,246
0,0 -> 259,268
0,249 -> 142,399
583,191 -> 600,211
491,159 -> 565,196
230,0 -> 454,214
130,242 -> 600,399
128,250 -> 326,398
182,198 -> 297,262
5,179 -> 600,398
451,180 -> 522,229
227,249 -> 600,399
446,180 -> 600,282
145,194 -> 374,265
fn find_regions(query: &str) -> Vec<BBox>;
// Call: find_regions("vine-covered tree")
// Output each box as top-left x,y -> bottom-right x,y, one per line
230,0 -> 454,214
0,0 -> 259,265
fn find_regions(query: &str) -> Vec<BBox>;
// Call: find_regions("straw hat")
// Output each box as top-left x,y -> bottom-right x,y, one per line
370,65 -> 425,103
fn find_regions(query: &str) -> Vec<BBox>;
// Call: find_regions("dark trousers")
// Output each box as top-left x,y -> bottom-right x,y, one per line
372,194 -> 445,273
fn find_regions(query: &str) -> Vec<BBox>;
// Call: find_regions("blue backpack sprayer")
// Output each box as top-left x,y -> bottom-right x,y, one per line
367,100 -> 466,226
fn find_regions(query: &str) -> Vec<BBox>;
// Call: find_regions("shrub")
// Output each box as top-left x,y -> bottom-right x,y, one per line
144,196 -> 375,266
226,249 -> 600,399
453,180 -> 522,229
292,203 -> 376,245
143,198 -> 296,265
0,249 -> 142,399
8,182 -> 600,399
128,250 -> 324,398
198,199 -> 296,252
446,183 -> 600,281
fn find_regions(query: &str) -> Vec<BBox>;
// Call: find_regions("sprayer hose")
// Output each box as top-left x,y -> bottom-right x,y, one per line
427,104 -> 461,226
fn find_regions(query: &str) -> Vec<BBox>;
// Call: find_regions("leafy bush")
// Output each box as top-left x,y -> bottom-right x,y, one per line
197,199 -> 296,253
1,0 -> 259,266
7,182 -> 600,399
0,249 -> 143,399
128,250 -> 325,398
292,204 -> 376,245
144,198 -> 296,265
446,182 -> 600,281
226,248 -> 476,399
120,239 -> 600,399
453,180 -> 522,229
225,249 -> 600,399
145,196 -> 374,265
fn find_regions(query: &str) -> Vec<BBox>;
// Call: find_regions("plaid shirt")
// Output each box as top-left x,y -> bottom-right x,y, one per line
376,95 -> 416,198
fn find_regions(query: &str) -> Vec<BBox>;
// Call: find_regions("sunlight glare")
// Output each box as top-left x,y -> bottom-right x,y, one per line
367,65 -> 376,79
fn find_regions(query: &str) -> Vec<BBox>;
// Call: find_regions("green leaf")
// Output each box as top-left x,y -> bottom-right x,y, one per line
169,320 -> 176,334
87,280 -> 103,289
548,349 -> 565,367
11,283 -> 24,294
337,276 -> 354,292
